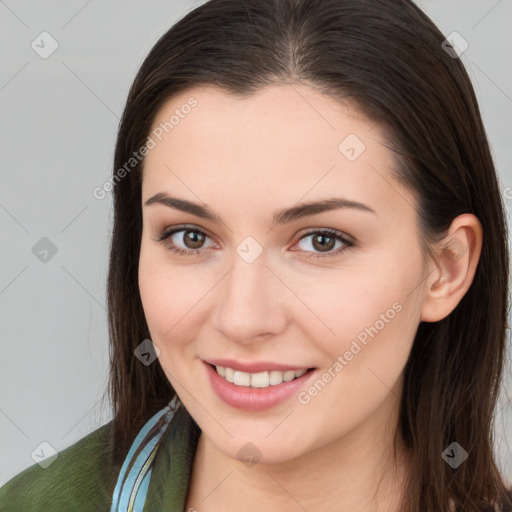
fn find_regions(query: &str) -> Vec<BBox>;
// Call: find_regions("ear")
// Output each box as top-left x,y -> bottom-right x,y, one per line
420,213 -> 483,323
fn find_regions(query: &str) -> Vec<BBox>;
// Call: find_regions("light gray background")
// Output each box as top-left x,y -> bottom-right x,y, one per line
1,0 -> 511,487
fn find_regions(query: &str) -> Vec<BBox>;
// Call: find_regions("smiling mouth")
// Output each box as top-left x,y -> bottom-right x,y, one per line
210,364 -> 315,389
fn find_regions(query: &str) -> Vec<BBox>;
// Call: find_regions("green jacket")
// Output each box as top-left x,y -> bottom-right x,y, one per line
0,405 -> 200,511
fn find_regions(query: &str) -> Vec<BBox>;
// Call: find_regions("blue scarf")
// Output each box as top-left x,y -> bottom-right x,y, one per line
110,398 -> 179,511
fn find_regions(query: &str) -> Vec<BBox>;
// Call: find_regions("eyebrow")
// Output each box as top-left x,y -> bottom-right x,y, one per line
144,192 -> 377,225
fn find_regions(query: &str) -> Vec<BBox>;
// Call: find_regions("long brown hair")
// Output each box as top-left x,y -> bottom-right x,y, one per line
106,0 -> 511,509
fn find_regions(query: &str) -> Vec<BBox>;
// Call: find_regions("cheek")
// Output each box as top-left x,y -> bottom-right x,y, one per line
138,266 -> 194,383
295,268 -> 390,334
299,281 -> 416,435
139,248 -> 183,339
138,248 -> 214,356
301,257 -> 419,370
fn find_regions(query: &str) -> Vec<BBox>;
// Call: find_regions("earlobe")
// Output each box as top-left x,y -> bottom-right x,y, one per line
420,214 -> 483,323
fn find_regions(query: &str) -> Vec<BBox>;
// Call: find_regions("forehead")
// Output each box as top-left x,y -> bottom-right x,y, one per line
147,83 -> 382,161
142,83 -> 414,224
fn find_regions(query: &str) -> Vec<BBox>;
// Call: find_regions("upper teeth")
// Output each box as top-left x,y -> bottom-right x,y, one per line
215,366 -> 307,388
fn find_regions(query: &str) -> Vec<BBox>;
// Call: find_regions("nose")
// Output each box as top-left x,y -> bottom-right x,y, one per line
213,248 -> 287,345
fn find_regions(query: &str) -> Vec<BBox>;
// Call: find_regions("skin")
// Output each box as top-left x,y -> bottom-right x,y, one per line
138,83 -> 482,511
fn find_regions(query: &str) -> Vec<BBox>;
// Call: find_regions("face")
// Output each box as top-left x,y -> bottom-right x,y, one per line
138,83 -> 428,465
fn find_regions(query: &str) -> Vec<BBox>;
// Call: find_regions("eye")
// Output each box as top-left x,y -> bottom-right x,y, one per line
291,229 -> 354,258
155,225 -> 216,257
155,225 -> 354,259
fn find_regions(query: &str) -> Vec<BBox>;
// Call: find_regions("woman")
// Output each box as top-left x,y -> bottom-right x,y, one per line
1,0 -> 511,510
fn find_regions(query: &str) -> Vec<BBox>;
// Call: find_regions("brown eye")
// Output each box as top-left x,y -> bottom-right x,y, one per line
311,233 -> 336,252
156,226 -> 215,256
293,229 -> 354,258
181,230 -> 206,249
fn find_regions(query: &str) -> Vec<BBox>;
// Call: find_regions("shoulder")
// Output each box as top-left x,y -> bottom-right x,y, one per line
0,421 -> 120,512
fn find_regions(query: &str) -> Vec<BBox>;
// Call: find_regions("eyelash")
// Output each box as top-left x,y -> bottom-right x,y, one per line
154,224 -> 354,259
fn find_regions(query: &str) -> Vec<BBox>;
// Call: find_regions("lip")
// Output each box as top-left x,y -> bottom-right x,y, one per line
204,358 -> 311,373
203,360 -> 316,411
